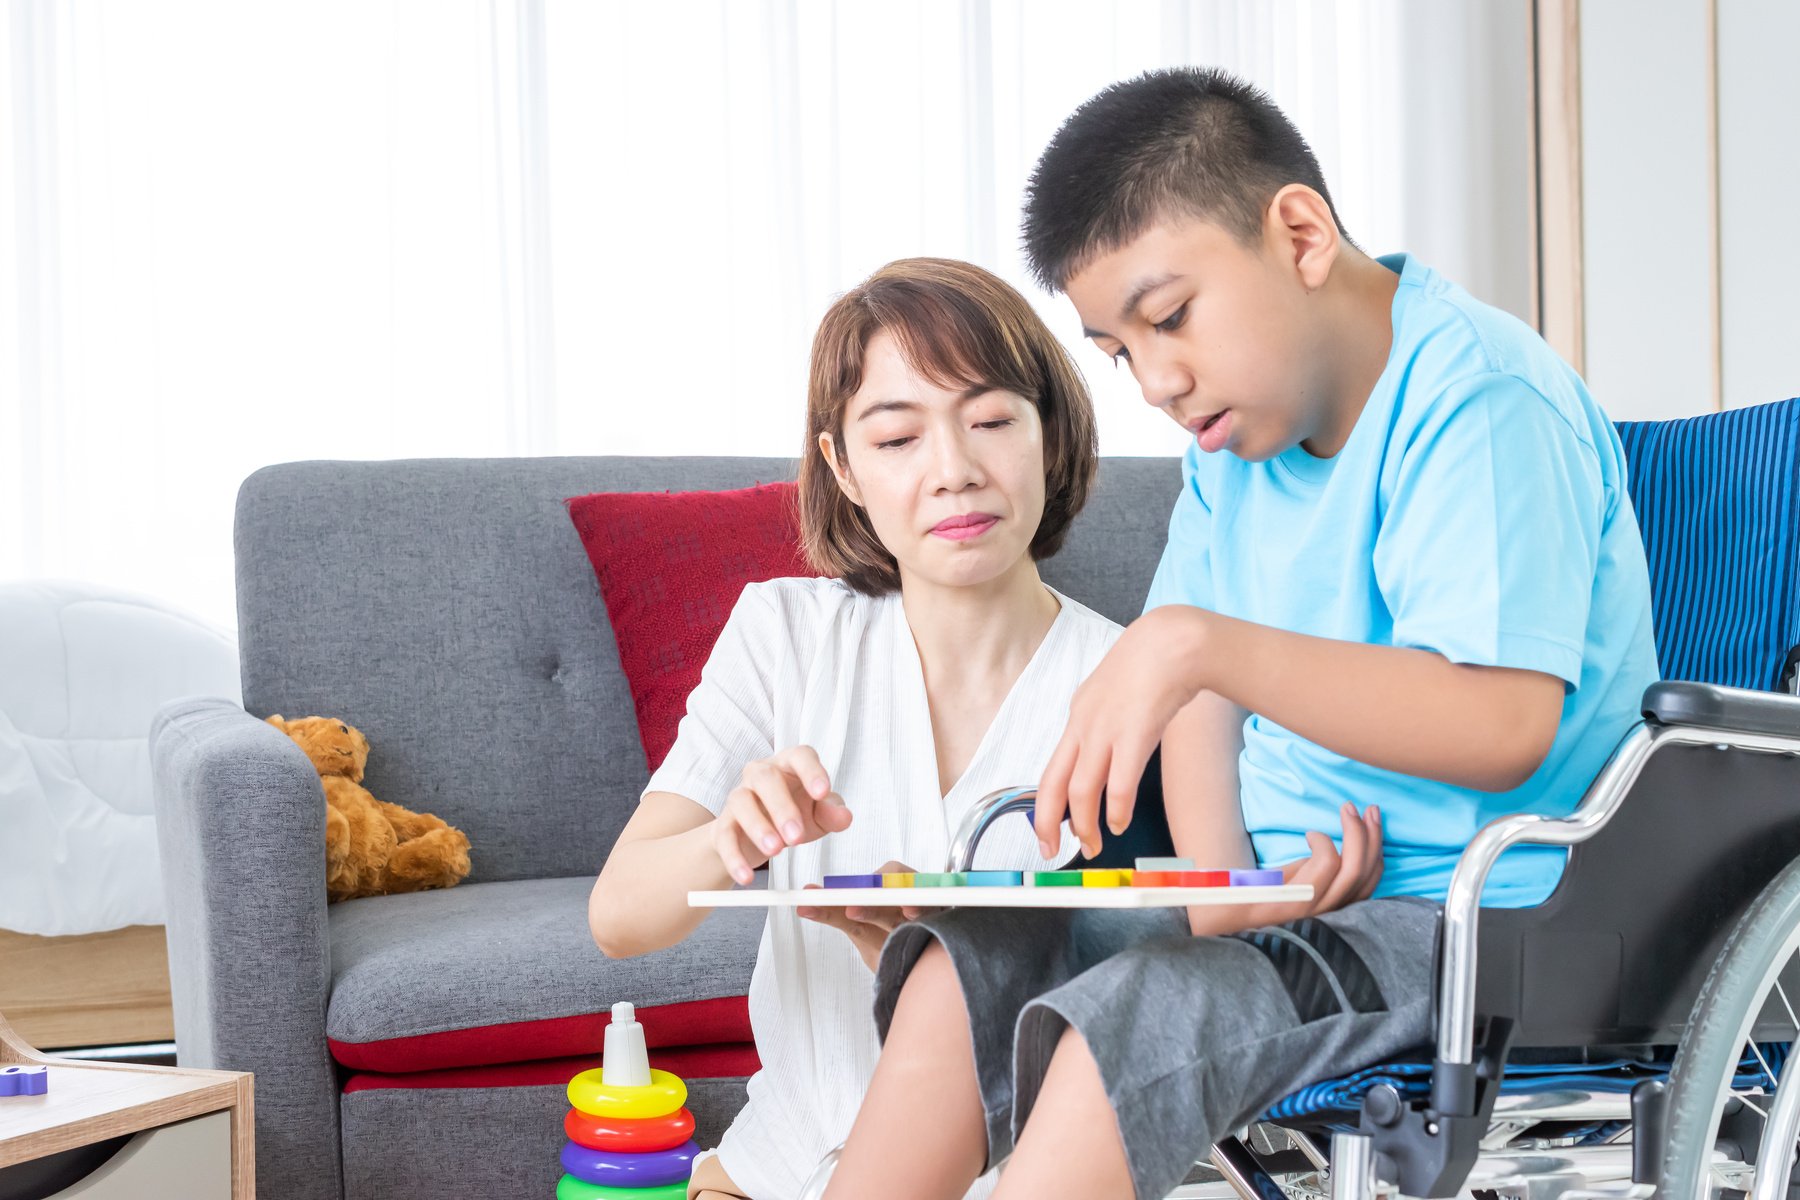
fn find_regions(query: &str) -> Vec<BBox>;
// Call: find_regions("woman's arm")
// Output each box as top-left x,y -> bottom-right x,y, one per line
588,791 -> 731,959
590,747 -> 855,959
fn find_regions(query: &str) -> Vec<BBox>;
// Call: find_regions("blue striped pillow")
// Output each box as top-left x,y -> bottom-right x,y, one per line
1617,398 -> 1800,690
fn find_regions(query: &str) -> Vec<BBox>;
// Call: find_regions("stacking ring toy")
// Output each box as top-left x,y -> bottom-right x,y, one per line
566,1067 -> 687,1120
561,1139 -> 699,1187
556,1176 -> 688,1200
565,1106 -> 695,1152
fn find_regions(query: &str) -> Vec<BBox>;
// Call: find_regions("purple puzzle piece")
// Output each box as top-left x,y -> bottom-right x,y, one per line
823,873 -> 884,888
0,1065 -> 48,1096
1228,869 -> 1284,887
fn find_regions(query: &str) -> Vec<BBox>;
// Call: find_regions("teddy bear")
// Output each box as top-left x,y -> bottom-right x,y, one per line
266,714 -> 472,903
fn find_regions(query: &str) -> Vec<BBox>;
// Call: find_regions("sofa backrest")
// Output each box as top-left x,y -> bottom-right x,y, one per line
235,455 -> 1182,883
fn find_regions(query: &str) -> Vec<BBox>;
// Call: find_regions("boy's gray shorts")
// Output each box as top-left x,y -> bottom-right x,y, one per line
872,897 -> 1439,1200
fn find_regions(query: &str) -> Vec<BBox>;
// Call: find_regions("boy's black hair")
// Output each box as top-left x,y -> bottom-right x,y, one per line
1021,66 -> 1349,292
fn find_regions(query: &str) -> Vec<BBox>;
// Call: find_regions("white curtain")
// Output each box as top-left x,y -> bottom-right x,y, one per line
1,0 -> 1530,630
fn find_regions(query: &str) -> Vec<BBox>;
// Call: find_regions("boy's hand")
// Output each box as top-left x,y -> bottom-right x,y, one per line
712,746 -> 854,885
1036,607 -> 1207,857
797,861 -> 938,972
1186,803 -> 1384,937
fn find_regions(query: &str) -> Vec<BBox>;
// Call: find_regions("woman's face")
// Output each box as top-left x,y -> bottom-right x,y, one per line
824,330 -> 1047,592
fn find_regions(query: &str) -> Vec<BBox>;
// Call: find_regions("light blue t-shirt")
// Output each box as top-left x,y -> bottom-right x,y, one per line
1145,253 -> 1659,906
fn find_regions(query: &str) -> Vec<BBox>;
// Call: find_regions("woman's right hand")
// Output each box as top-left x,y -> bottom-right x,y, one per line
712,745 -> 855,885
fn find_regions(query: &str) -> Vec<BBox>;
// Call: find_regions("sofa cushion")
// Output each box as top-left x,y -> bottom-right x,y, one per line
339,1043 -> 761,1093
326,876 -> 763,1073
566,481 -> 818,770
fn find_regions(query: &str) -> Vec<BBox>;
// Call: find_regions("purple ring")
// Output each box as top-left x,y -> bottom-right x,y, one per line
560,1138 -> 699,1187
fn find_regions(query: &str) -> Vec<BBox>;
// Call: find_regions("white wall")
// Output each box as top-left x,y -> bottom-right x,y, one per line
1717,0 -> 1800,411
1580,0 -> 1800,421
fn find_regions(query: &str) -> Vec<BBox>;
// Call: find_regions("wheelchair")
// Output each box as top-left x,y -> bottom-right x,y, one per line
807,398 -> 1800,1200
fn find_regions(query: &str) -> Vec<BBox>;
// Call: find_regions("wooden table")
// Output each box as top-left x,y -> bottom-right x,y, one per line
0,1008 -> 253,1198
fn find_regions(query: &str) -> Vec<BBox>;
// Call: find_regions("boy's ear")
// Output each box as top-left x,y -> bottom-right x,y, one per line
1267,183 -> 1340,293
818,431 -> 864,507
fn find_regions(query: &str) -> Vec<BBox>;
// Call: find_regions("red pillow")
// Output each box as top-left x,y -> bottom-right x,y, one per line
567,482 -> 822,770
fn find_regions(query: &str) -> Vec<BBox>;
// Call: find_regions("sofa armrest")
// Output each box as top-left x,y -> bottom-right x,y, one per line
151,696 -> 343,1200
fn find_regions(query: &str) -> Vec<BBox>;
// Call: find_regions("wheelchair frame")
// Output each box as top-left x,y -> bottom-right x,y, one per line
926,680 -> 1800,1200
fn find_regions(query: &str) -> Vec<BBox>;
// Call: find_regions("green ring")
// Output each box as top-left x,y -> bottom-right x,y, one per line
556,1174 -> 690,1200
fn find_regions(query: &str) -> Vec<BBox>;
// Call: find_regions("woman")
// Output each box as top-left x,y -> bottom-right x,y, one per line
589,257 -> 1117,1200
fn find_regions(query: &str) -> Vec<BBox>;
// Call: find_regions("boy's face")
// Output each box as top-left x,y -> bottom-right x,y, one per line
1064,212 -> 1332,463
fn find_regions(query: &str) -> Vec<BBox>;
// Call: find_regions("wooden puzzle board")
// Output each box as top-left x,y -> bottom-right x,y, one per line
689,884 -> 1312,909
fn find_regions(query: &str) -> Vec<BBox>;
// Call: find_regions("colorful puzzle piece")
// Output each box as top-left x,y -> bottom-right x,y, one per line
1135,857 -> 1197,871
1080,869 -> 1132,887
0,1064 -> 48,1097
1029,870 -> 1084,886
823,873 -> 884,889
816,867 -> 1286,892
1228,869 -> 1284,886
1133,870 -> 1230,888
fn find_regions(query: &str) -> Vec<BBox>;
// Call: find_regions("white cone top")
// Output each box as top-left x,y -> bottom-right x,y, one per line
601,1000 -> 651,1086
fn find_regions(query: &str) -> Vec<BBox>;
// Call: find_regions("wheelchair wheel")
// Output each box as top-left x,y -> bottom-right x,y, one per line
1663,854 -> 1800,1200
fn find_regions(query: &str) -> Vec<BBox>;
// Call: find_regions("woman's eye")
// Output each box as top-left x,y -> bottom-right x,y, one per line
875,436 -> 913,450
975,419 -> 1014,431
1154,304 -> 1187,334
1109,346 -> 1131,365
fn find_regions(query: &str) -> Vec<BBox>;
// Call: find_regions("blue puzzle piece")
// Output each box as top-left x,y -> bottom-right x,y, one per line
823,873 -> 885,888
964,871 -> 1024,886
0,1064 -> 48,1096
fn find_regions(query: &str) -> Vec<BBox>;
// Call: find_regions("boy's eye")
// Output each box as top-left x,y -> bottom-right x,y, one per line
1153,304 -> 1187,334
1109,345 -> 1131,365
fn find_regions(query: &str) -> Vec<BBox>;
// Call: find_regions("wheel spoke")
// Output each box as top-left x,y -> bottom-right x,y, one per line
1776,973 -> 1800,1033
1735,1091 -> 1771,1119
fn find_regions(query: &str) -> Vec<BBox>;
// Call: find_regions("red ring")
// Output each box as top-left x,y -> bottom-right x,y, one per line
564,1106 -> 696,1153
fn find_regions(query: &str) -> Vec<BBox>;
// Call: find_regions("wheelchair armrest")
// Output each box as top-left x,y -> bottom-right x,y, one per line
1438,713 -> 1800,1072
1643,680 -> 1800,737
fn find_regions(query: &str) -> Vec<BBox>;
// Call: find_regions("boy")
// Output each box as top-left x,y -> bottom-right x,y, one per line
820,67 -> 1658,1200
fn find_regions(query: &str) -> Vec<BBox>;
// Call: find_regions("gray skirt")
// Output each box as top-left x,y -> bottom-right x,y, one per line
872,898 -> 1440,1200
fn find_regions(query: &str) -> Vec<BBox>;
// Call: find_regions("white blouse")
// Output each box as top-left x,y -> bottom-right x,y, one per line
646,576 -> 1121,1200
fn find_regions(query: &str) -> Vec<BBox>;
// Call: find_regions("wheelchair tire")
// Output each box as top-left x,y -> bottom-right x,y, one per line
1662,853 -> 1800,1200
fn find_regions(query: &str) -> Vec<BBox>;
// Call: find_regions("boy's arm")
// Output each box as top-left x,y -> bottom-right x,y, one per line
1158,691 -> 1254,871
1154,685 -> 1387,934
1038,605 -> 1564,859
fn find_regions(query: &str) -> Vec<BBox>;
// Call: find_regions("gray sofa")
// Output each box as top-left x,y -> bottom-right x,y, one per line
150,454 -> 1181,1200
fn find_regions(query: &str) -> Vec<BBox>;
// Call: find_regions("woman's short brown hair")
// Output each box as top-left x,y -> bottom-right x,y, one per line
798,258 -> 1099,595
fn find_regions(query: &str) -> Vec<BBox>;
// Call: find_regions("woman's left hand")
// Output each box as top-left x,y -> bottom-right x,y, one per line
797,860 -> 936,973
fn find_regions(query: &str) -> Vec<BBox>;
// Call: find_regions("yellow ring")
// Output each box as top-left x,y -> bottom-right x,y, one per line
566,1068 -> 688,1120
